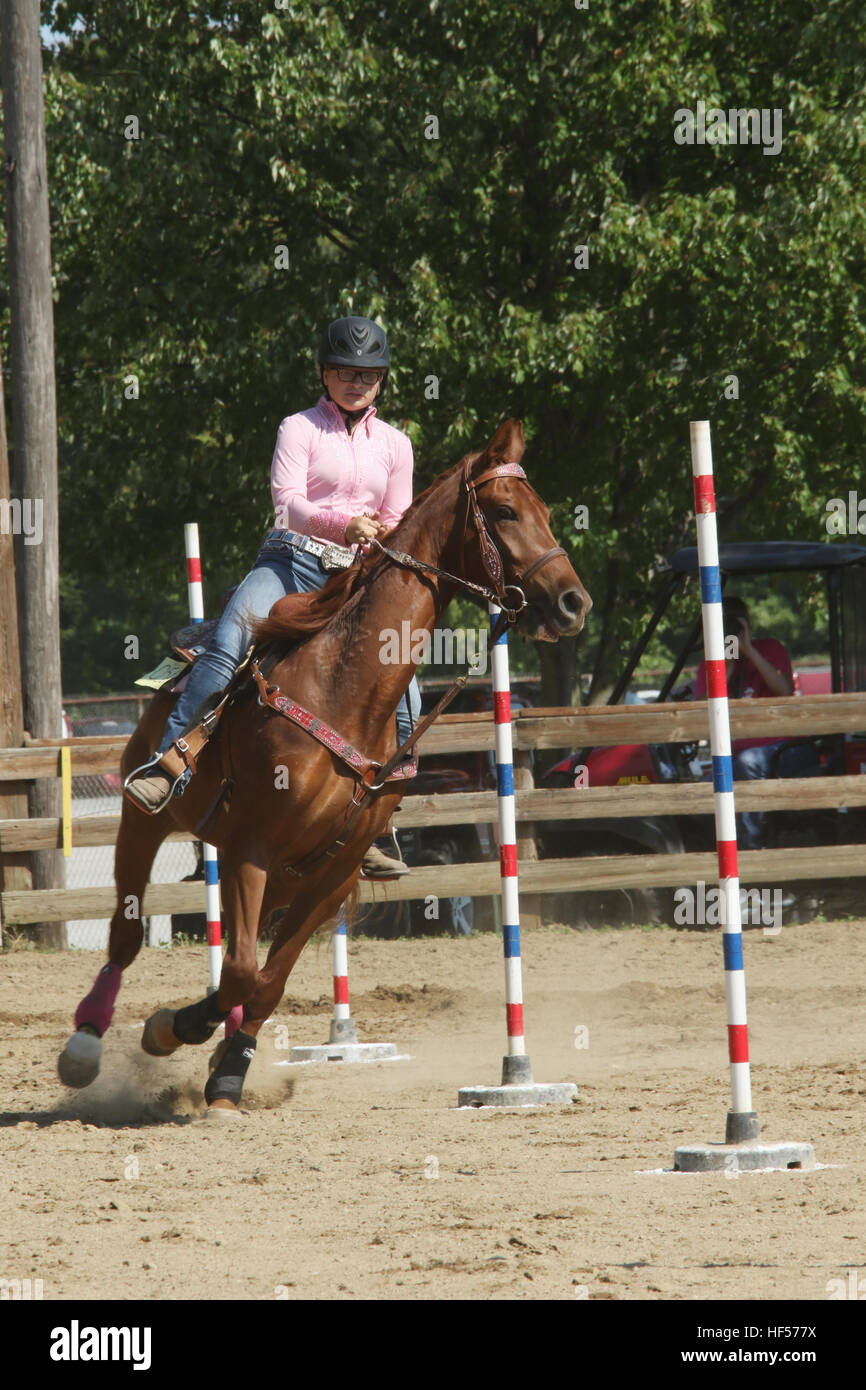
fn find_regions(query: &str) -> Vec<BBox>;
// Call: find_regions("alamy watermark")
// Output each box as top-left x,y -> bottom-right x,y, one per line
826,1269 -> 866,1299
0,497 -> 43,546
379,621 -> 487,674
0,1276 -> 43,1299
673,880 -> 782,933
674,101 -> 783,157
825,492 -> 866,535
50,1321 -> 151,1370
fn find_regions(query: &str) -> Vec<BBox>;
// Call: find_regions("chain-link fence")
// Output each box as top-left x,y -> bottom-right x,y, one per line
64,700 -> 196,949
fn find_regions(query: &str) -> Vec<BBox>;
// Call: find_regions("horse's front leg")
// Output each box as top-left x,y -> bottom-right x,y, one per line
140,850 -> 268,1102
204,867 -> 361,1111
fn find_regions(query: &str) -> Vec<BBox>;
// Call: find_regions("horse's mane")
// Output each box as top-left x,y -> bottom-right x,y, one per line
251,453 -> 479,647
251,552 -> 383,646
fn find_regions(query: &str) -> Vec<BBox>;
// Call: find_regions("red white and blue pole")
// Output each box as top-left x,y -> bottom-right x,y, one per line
183,523 -> 222,996
457,603 -> 576,1104
489,600 -> 527,1071
287,902 -> 400,1061
689,422 -> 758,1142
332,908 -> 351,1030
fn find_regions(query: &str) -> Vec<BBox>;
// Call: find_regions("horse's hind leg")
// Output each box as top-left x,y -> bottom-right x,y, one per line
57,798 -> 172,1088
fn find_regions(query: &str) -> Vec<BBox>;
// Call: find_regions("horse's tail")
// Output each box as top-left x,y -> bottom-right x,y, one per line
344,880 -> 362,937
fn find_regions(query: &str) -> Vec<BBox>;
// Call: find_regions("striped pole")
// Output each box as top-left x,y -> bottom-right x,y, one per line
332,909 -> 352,1035
288,903 -> 400,1061
490,601 -> 528,1076
183,523 -> 222,994
457,606 -> 577,1106
689,422 -> 758,1143
184,522 -> 204,622
675,424 -> 814,1169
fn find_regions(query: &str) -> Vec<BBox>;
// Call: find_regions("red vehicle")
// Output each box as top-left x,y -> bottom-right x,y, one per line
539,541 -> 866,924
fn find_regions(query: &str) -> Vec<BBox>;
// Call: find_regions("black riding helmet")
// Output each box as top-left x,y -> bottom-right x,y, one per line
318,315 -> 390,396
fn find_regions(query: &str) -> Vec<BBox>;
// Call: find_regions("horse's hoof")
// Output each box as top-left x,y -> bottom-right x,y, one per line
202,1099 -> 244,1121
58,1030 -> 102,1088
141,1009 -> 181,1056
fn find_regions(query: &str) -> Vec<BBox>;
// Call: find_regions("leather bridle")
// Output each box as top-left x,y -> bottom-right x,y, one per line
370,458 -> 566,624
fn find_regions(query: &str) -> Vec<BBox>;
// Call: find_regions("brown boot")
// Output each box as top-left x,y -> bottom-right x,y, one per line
123,759 -> 178,814
361,842 -> 410,879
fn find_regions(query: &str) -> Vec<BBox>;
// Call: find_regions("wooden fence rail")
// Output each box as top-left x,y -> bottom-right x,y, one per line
3,845 -> 866,927
3,692 -> 865,779
4,774 -> 866,854
1,694 -> 865,930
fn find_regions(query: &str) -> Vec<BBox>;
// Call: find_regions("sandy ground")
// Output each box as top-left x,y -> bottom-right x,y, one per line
1,920 -> 864,1302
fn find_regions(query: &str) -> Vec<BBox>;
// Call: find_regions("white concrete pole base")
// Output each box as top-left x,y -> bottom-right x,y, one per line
458,1053 -> 578,1108
329,1016 -> 359,1045
287,1011 -> 402,1062
673,1140 -> 816,1173
288,1040 -> 402,1063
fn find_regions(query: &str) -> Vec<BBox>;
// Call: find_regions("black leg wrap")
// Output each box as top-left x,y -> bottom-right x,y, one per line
204,1030 -> 257,1107
172,991 -> 230,1046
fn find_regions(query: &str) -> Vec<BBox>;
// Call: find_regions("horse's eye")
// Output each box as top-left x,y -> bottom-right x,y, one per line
495,506 -> 517,522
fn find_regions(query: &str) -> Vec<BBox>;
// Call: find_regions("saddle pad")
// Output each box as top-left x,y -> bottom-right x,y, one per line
135,656 -> 191,690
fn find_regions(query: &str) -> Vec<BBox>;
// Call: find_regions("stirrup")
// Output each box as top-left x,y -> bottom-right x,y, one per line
122,752 -> 190,806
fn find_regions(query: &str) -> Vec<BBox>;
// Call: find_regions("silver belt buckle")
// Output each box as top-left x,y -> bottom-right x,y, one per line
320,543 -> 353,572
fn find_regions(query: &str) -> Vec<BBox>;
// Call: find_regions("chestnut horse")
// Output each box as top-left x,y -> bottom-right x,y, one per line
57,419 -> 590,1112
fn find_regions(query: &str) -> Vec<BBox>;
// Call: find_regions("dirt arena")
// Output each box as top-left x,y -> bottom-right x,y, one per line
1,920 -> 864,1302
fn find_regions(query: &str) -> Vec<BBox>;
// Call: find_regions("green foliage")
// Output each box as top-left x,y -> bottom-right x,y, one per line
59,571 -> 189,692
2,0 -> 863,693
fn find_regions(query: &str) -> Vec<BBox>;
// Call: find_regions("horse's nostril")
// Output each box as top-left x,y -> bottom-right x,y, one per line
558,588 -> 585,619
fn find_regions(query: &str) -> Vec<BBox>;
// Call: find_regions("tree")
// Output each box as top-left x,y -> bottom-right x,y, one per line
12,0 -> 866,704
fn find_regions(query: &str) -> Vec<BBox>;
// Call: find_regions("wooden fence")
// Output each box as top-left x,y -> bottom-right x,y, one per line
1,693 -> 865,933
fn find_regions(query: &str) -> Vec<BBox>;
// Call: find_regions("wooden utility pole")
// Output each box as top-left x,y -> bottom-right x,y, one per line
1,0 -> 66,947
0,344 -> 33,945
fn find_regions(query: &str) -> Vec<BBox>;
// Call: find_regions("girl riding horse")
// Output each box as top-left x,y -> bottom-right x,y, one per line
58,416 -> 591,1112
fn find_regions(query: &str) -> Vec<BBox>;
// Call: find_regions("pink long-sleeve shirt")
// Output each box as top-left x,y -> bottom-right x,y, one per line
270,395 -> 414,545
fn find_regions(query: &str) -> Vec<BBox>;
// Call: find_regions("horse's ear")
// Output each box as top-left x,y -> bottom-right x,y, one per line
478,418 -> 525,470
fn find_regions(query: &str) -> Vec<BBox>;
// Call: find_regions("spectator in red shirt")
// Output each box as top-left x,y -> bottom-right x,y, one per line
695,596 -> 812,849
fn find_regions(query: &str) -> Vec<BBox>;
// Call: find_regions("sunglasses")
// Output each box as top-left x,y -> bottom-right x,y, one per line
328,367 -> 384,385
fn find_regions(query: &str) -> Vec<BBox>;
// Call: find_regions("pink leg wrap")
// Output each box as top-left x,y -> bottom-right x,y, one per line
74,962 -> 123,1037
225,1006 -> 244,1040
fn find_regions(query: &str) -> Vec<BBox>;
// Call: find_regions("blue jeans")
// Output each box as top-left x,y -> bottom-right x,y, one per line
159,534 -> 421,754
731,741 -> 818,850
